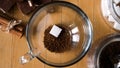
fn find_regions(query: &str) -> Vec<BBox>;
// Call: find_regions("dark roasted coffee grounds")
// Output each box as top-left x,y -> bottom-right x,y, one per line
99,41 -> 120,68
44,24 -> 72,53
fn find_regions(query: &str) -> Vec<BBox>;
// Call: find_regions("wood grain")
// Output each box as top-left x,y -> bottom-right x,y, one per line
0,0 -> 116,68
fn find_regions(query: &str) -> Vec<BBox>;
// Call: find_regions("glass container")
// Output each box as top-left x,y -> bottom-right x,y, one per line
20,1 -> 93,67
88,34 -> 120,68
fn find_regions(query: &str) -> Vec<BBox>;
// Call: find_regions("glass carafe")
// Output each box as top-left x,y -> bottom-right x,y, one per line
20,1 -> 93,67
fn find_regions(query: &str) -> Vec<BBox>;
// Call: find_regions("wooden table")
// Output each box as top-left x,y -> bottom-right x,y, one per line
0,0 -> 116,68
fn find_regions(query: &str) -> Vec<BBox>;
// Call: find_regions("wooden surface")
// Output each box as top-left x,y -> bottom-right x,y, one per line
0,0 -> 117,68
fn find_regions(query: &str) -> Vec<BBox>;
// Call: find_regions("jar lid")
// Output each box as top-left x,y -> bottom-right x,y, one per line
101,0 -> 120,31
26,1 -> 93,67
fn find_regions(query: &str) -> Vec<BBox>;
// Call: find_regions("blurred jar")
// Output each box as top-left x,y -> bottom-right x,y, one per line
87,34 -> 120,68
101,0 -> 120,31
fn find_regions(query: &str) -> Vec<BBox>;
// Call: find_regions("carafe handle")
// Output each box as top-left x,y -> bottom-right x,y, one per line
20,48 -> 40,64
20,52 -> 34,64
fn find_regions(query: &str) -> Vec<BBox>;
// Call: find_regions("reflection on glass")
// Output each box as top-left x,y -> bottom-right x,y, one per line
71,27 -> 79,34
69,25 -> 80,44
72,34 -> 80,42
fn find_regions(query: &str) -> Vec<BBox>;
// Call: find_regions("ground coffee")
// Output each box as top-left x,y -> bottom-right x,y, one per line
99,41 -> 120,68
44,24 -> 72,53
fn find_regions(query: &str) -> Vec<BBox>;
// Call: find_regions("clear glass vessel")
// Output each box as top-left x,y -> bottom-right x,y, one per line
88,34 -> 120,68
20,1 -> 93,67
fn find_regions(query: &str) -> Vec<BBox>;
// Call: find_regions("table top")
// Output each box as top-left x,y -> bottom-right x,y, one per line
0,0 -> 116,68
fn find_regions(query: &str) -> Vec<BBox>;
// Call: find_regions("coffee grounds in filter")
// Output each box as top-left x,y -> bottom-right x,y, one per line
44,24 -> 72,53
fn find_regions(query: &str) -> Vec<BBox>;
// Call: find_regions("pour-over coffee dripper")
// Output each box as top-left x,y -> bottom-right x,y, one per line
0,1 -> 93,67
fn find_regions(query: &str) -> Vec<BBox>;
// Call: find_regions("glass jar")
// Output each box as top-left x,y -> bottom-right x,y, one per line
88,34 -> 120,68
